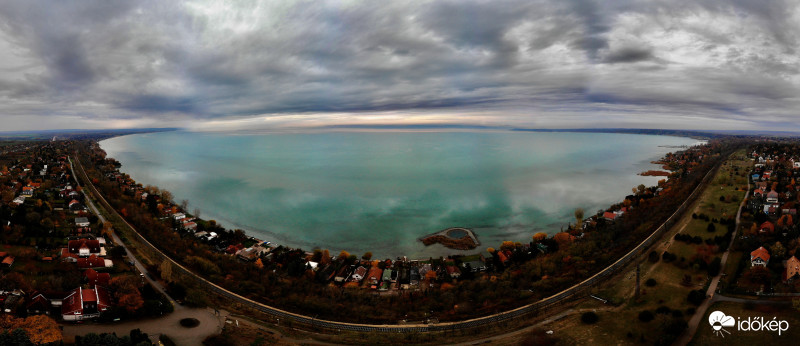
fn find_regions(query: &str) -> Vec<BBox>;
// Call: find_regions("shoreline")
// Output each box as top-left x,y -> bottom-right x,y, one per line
98,130 -> 698,259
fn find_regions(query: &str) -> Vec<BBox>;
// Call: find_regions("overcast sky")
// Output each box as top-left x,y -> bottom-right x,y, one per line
0,0 -> 799,132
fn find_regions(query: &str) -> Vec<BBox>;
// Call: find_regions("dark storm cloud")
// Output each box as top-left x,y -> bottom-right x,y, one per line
602,46 -> 655,64
0,0 -> 799,131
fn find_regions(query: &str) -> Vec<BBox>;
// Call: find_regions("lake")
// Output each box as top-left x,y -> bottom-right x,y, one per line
100,130 -> 701,258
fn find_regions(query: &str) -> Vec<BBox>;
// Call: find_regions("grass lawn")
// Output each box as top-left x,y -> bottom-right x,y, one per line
690,301 -> 800,345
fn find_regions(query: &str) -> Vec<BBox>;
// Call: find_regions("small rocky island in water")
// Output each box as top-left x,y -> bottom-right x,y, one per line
419,227 -> 480,250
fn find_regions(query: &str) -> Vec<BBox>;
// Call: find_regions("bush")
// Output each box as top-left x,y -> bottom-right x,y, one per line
655,306 -> 672,315
687,289 -> 706,306
645,278 -> 657,287
581,311 -> 599,324
707,257 -> 722,277
648,251 -> 660,263
638,310 -> 655,322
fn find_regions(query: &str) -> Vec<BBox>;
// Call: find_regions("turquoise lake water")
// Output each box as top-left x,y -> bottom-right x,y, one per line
100,130 -> 701,258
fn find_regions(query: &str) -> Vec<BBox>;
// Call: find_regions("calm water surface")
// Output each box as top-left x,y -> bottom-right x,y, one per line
100,131 -> 701,258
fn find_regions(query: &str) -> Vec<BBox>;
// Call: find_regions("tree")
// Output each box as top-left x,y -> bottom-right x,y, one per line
254,258 -> 264,269
741,266 -> 772,291
362,252 -> 373,261
638,310 -> 654,322
687,289 -> 705,306
160,261 -> 174,283
581,311 -> 599,324
770,242 -> 787,259
574,208 -> 585,227
707,257 -> 722,277
532,233 -> 547,242
706,223 -> 716,233
338,250 -> 350,260
486,247 -> 495,254
161,190 -> 173,204
118,292 -> 145,313
22,315 -> 62,344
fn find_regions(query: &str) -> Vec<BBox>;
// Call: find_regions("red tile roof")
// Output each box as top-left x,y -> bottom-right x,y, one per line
77,255 -> 106,269
62,287 -> 111,317
68,239 -> 101,254
750,246 -> 770,262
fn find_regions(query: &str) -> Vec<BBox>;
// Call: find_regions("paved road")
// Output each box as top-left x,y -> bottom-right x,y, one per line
62,307 -> 223,345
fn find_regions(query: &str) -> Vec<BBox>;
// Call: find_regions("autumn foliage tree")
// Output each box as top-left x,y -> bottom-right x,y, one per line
0,315 -> 62,344
110,276 -> 144,314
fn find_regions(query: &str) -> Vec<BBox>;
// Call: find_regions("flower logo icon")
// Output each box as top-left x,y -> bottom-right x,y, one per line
708,311 -> 735,337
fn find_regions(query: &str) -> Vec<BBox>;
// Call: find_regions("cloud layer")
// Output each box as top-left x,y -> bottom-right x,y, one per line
0,0 -> 799,131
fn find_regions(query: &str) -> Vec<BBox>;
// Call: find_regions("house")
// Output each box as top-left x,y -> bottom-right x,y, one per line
182,221 -> 197,231
173,213 -> 186,221
75,217 -> 90,227
786,256 -> 800,282
760,221 -> 776,234
26,292 -> 51,315
753,189 -> 764,197
334,265 -> 351,283
83,269 -> 111,288
446,265 -> 461,279
603,211 -> 618,221
766,190 -> 779,203
366,267 -> 383,286
750,247 -> 770,267
68,239 -> 102,257
1,256 -> 14,268
462,260 -> 486,272
350,266 -> 367,282
61,286 -> 111,321
410,267 -> 420,285
3,294 -> 23,313
77,255 -> 112,270
21,187 -> 33,197
69,200 -> 85,212
381,269 -> 393,284
11,196 -> 25,205
236,246 -> 269,262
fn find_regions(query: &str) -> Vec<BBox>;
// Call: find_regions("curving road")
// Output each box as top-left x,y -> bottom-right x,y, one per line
70,147 -> 725,334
